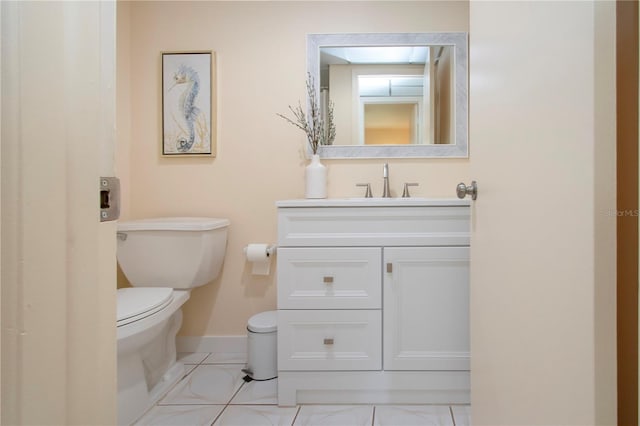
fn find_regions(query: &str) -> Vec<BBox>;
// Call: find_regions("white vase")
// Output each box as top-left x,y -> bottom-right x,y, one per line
305,154 -> 327,199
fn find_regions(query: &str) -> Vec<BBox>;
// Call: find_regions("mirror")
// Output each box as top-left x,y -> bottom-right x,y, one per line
308,33 -> 468,158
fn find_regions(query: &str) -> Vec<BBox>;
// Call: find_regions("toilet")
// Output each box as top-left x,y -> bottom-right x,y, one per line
116,217 -> 229,426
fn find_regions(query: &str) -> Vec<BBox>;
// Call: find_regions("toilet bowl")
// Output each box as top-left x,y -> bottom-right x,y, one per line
116,217 -> 229,426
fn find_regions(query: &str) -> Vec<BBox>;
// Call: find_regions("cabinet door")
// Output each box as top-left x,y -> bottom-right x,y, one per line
383,247 -> 469,371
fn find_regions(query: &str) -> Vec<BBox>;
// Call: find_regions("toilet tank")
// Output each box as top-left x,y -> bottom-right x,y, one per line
117,217 -> 229,289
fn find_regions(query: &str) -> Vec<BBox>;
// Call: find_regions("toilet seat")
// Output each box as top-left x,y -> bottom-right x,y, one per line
117,288 -> 174,327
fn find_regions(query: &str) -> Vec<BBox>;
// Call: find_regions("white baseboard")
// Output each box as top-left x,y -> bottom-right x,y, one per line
177,335 -> 247,354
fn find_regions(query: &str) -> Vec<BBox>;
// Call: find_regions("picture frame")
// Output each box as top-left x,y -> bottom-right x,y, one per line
161,51 -> 215,156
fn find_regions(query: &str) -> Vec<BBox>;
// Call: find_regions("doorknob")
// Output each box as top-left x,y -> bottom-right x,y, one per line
456,181 -> 477,200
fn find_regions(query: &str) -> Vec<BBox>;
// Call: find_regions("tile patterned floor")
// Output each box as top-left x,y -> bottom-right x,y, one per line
134,352 -> 471,426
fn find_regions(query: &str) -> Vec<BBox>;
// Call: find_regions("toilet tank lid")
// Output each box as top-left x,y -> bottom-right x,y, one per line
118,217 -> 230,232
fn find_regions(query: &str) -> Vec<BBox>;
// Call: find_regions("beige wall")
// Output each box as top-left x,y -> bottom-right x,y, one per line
117,1 -> 470,336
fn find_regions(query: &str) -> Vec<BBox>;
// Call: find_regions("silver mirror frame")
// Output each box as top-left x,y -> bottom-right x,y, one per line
308,33 -> 468,159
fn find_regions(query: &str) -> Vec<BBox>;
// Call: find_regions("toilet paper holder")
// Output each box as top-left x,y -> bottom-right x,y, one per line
243,244 -> 277,257
243,244 -> 277,276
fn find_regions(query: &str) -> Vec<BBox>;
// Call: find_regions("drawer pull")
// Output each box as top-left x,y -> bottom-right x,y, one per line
323,276 -> 334,284
323,338 -> 334,345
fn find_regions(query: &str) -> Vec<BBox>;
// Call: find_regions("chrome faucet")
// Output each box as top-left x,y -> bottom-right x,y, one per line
382,163 -> 391,198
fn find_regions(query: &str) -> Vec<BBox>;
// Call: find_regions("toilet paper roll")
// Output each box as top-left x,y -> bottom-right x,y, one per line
245,243 -> 272,275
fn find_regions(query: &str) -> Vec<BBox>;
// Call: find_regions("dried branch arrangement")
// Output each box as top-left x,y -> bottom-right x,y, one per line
277,73 -> 335,155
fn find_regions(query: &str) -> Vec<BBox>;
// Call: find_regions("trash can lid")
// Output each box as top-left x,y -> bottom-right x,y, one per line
248,310 -> 277,333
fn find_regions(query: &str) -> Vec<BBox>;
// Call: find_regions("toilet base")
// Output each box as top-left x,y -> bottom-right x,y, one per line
118,360 -> 184,425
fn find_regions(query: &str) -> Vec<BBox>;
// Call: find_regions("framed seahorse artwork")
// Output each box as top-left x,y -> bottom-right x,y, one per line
161,51 -> 215,156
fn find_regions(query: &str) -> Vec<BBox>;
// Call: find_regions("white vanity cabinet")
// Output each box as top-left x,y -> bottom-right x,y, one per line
276,199 -> 471,406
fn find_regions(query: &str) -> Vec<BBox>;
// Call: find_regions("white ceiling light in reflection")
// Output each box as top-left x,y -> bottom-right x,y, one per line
321,46 -> 429,65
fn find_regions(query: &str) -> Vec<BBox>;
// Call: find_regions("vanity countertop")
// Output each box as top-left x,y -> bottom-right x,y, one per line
276,198 -> 471,208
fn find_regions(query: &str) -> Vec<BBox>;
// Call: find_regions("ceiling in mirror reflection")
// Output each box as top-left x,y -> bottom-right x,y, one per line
321,46 -> 429,65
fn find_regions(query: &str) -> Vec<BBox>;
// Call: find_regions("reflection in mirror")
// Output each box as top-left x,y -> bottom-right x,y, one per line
323,46 -> 453,146
364,102 -> 418,145
308,33 -> 468,158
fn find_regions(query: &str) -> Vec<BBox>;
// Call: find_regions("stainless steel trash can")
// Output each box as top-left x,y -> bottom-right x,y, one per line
245,310 -> 277,380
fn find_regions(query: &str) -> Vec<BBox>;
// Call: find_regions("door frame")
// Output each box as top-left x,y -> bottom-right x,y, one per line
617,1 -> 639,424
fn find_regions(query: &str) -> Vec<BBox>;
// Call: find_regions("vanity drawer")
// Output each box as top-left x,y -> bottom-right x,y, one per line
278,310 -> 381,371
277,206 -> 470,247
277,247 -> 381,309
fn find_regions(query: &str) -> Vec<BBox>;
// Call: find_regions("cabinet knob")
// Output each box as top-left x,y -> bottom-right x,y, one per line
323,276 -> 334,284
323,338 -> 334,345
386,263 -> 393,273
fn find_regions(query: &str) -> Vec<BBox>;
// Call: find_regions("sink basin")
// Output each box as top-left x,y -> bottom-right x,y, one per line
276,198 -> 470,208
